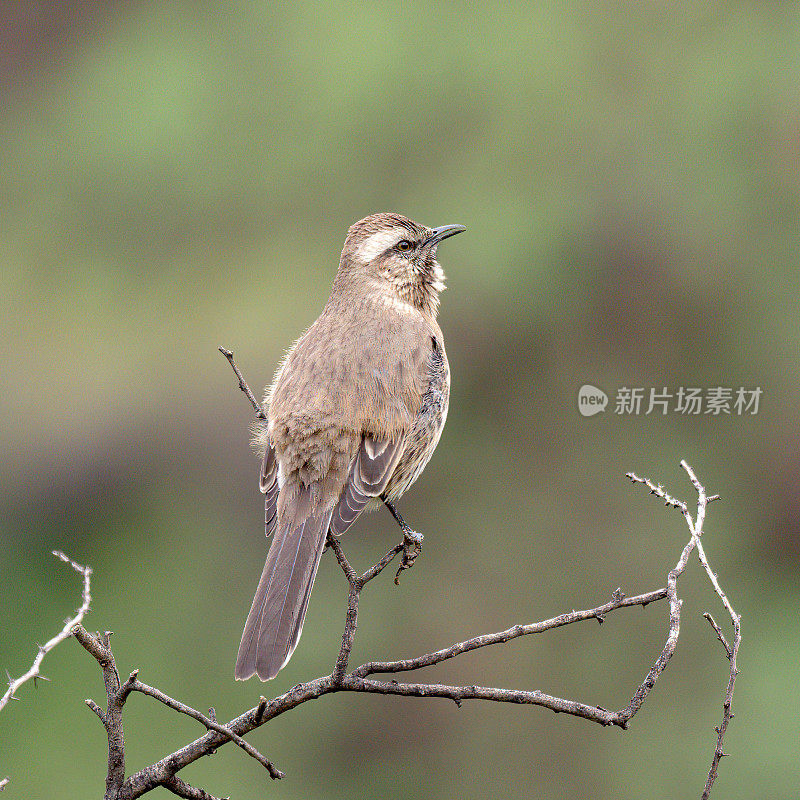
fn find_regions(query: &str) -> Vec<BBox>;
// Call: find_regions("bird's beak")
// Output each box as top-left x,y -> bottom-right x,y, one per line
426,224 -> 467,247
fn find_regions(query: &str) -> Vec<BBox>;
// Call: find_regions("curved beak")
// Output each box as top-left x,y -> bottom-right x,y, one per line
426,224 -> 467,247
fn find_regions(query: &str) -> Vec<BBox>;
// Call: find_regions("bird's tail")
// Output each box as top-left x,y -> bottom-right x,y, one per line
235,510 -> 331,681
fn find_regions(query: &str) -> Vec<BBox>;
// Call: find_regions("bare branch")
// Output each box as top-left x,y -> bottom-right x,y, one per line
703,613 -> 732,658
65,567 -> 671,798
218,347 -> 266,421
85,697 -> 106,722
672,461 -> 742,800
341,676 -> 623,725
73,623 -> 283,797
73,458 -> 724,798
4,343 -> 741,797
353,588 -> 668,681
630,461 -> 741,798
130,678 -> 283,779
0,551 -> 92,713
5,429 -> 734,800
72,625 -> 127,796
161,775 -> 227,800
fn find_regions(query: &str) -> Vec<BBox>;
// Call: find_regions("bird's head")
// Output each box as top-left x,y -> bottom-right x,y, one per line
336,212 -> 466,317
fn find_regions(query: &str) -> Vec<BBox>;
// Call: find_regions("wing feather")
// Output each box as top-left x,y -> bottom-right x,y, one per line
260,444 -> 279,538
329,435 -> 403,537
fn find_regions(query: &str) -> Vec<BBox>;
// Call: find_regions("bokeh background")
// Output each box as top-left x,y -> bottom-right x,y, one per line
1,2 -> 798,798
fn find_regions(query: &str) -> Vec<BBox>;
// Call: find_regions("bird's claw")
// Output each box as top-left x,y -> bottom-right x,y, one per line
395,529 -> 423,585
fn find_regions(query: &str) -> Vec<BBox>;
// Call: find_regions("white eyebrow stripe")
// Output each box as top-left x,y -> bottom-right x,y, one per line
355,227 -> 408,262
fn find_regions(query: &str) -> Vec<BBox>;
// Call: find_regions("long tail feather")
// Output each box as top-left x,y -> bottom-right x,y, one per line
235,510 -> 331,681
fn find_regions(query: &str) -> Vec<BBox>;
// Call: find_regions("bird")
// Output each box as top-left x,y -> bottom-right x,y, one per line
235,212 -> 465,682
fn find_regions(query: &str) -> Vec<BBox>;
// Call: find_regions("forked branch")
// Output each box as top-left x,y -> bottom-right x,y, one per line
2,348 -> 741,799
627,462 -> 740,796
66,448 -> 738,800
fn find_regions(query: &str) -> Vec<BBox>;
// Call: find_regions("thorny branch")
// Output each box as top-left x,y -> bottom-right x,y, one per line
4,348 -> 741,799
0,551 -> 92,792
66,449 -> 738,799
70,530 -> 677,800
0,551 -> 92,713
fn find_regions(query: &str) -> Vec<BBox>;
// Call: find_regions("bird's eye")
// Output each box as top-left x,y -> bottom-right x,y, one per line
396,240 -> 413,252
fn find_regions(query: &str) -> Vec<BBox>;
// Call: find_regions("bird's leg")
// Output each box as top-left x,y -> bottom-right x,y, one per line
382,497 -> 423,584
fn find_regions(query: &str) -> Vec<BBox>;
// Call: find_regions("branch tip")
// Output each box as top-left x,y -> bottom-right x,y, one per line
219,345 -> 267,420
256,695 -> 268,721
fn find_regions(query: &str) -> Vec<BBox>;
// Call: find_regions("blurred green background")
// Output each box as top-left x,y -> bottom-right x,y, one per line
1,2 -> 797,798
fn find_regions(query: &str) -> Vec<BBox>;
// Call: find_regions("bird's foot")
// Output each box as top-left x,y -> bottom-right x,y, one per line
395,528 -> 423,585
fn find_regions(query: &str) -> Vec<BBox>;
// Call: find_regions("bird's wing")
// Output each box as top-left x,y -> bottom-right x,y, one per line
259,443 -> 279,537
329,435 -> 404,537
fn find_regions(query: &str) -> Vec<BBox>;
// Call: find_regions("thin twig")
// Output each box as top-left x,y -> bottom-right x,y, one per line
703,613 -> 732,658
131,679 -> 283,779
0,551 -> 92,713
218,347 -> 266,421
327,535 -> 363,683
340,676 -> 622,724
361,542 -> 405,583
626,472 -> 687,512
327,535 -> 358,583
702,626 -> 740,800
161,775 -> 226,800
354,588 -> 668,681
616,513 -> 697,723
333,579 -> 360,683
85,698 -> 106,721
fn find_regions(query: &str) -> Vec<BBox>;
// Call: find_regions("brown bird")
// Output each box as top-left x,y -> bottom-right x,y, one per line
235,212 -> 465,681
